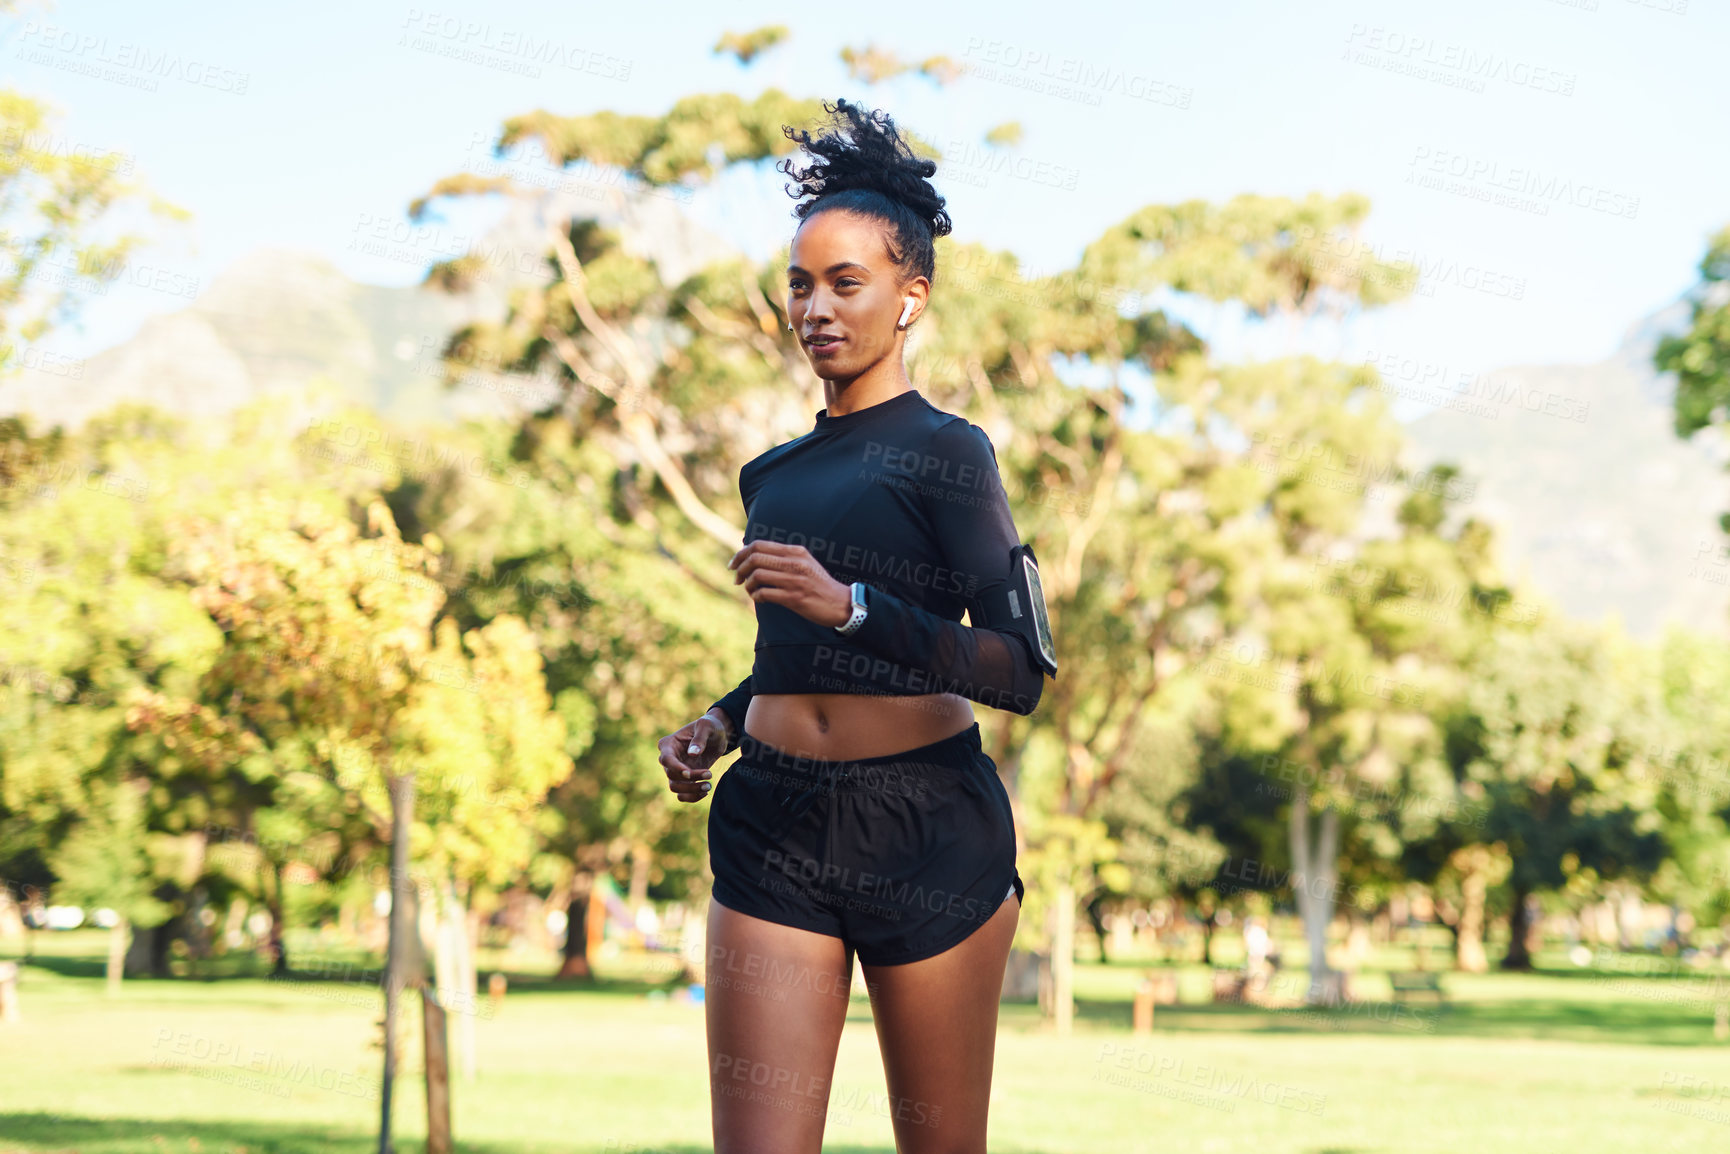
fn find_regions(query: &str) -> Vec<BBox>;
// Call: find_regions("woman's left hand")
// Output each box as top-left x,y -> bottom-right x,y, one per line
729,541 -> 853,627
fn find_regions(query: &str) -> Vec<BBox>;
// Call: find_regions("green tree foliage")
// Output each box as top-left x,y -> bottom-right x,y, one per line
1448,614 -> 1668,970
4,82 -> 1721,1030
1640,628 -> 1730,930
405,94 -> 1467,1016
1656,223 -> 1730,540
138,449 -> 574,960
44,778 -> 168,991
713,26 -> 789,67
1657,224 -> 1730,441
0,86 -> 189,375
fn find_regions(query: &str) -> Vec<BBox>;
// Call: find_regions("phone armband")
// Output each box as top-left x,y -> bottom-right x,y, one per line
977,542 -> 1058,679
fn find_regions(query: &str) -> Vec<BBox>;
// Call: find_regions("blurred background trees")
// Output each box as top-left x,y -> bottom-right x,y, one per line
3,60 -> 1729,1036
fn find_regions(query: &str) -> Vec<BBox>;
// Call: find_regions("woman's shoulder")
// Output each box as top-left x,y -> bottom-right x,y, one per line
888,393 -> 997,458
924,408 -> 1000,470
738,427 -> 822,504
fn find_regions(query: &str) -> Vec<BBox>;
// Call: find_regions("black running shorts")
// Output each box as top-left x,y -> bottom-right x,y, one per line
706,721 -> 1025,966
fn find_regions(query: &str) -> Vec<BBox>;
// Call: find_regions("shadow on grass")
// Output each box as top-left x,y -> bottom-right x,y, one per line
1058,987 -> 1726,1047
9,953 -> 108,981
1434,996 -> 1728,1046
19,948 -> 1729,1050
1065,996 -> 1449,1038
1518,961 -> 1722,982
0,1112 -> 993,1154
7,952 -> 299,984
0,1113 -> 484,1154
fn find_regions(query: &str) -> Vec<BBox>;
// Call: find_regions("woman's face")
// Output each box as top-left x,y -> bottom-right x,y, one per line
786,210 -> 926,381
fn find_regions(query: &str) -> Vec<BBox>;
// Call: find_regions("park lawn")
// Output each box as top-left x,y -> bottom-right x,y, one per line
3,933 -> 1730,1153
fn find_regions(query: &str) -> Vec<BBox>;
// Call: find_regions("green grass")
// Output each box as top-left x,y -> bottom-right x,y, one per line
3,930 -> 1730,1152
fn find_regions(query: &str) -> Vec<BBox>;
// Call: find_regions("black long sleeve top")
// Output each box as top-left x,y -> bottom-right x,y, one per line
707,388 -> 1050,753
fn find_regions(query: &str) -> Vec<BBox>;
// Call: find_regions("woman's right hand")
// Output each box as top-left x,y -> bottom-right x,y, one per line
658,710 -> 731,804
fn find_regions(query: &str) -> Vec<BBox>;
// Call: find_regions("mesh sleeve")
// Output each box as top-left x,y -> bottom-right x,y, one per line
707,674 -> 753,754
844,419 -> 1046,716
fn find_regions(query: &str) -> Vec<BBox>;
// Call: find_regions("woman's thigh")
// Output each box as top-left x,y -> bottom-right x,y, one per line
858,892 -> 1021,1154
705,896 -> 855,1154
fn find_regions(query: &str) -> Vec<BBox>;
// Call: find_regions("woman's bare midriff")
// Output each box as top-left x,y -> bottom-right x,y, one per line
741,692 -> 975,761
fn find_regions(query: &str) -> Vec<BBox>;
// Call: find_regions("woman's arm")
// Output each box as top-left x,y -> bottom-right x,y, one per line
706,674 -> 752,754
843,419 -> 1048,715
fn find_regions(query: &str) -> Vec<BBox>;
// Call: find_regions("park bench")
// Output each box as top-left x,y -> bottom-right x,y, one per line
1389,970 -> 1446,1003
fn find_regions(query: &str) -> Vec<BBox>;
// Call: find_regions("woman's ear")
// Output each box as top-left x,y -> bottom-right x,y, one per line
897,279 -> 930,330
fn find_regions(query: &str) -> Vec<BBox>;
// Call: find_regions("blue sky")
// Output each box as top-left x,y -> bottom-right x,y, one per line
5,0 -> 1725,400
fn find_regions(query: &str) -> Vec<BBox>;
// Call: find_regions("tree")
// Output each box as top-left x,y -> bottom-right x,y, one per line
135,467 -> 570,1148
0,69 -> 191,951
405,93 -> 844,977
1010,196 -> 1422,1016
0,83 -> 188,376
409,94 -> 1447,1022
1449,614 -> 1668,970
1656,223 -> 1730,489
1616,628 -> 1730,945
395,613 -> 574,1076
0,406 -> 242,976
1204,385 -> 1485,1000
43,777 -> 168,991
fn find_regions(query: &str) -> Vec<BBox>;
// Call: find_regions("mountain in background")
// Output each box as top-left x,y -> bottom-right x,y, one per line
1401,302 -> 1730,639
0,182 -> 739,432
4,184 -> 1725,639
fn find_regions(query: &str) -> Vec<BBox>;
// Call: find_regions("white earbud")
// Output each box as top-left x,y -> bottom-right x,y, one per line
898,297 -> 916,328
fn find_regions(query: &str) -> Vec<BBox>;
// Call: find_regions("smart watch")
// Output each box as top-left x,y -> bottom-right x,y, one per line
835,580 -> 868,636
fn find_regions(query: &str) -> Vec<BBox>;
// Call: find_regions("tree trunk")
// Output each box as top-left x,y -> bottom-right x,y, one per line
1345,911 -> 1371,968
421,987 -> 452,1154
1052,878 -> 1075,1036
222,897 -> 248,953
0,886 -> 23,939
1289,783 -> 1341,1004
436,879 -> 478,1083
1502,884 -> 1537,971
379,770 -> 416,1154
117,914 -> 185,978
1594,899 -> 1618,947
462,904 -> 480,1076
268,862 -> 289,977
106,918 -> 129,994
1615,886 -> 1641,951
556,870 -> 594,980
433,881 -> 457,1023
1454,848 -> 1489,973
627,843 -> 651,924
123,918 -> 154,976
1085,892 -> 1110,964
1578,900 -> 1599,948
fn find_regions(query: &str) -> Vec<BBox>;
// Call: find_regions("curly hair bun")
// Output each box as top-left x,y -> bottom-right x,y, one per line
778,98 -> 951,284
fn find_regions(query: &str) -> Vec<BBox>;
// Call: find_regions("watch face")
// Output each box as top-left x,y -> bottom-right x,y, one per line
1020,553 -> 1057,670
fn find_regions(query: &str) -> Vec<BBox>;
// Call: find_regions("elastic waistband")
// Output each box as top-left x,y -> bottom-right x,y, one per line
735,722 -> 981,777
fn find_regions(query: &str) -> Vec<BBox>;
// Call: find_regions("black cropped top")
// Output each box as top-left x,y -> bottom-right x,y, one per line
706,388 -> 1049,752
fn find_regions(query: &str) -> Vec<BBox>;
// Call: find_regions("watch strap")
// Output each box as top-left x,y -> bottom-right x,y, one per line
835,581 -> 868,636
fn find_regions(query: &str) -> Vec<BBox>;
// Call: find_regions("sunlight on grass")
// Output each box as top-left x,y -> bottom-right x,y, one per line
4,931 -> 1730,1153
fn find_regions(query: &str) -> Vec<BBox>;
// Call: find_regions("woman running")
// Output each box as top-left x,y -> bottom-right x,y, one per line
657,97 -> 1058,1154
